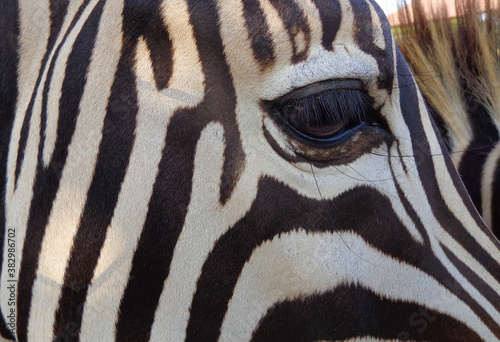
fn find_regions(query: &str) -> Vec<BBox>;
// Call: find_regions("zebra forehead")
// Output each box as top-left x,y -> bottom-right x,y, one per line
194,0 -> 393,91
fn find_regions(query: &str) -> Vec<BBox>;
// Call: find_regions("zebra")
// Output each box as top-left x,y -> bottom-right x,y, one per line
393,0 -> 500,237
1,0 -> 500,341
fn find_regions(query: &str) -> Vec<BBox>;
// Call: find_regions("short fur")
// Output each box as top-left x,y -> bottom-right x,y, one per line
2,0 -> 500,341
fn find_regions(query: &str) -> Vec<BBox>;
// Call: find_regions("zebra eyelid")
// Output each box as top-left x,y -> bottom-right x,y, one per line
275,78 -> 365,104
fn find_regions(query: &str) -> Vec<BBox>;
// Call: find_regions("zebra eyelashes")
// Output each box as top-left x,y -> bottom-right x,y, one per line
280,89 -> 375,139
271,79 -> 383,145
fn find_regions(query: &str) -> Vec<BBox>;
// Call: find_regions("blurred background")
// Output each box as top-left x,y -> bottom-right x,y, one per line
375,0 -> 401,15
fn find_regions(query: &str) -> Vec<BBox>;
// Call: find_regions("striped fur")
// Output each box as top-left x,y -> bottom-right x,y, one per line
393,0 -> 500,237
1,0 -> 500,341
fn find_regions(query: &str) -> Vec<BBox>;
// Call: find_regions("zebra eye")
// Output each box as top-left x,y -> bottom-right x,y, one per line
274,80 -> 381,144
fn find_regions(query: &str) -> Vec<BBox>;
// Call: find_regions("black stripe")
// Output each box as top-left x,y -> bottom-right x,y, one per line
14,0 -> 70,186
368,0 -> 395,95
115,0 -> 243,340
390,150 -> 428,241
433,117 -> 498,243
390,153 -> 493,323
185,178 -> 469,341
144,10 -> 173,90
186,178 -> 332,341
396,47 -> 500,261
252,285 -> 482,341
492,152 -> 500,237
51,0 -> 158,338
242,0 -> 275,70
0,0 -> 19,339
350,0 -> 394,93
395,49 -> 500,336
310,0 -> 342,51
187,175 -> 500,340
442,245 -> 500,310
48,0 -> 71,56
115,112 -> 204,342
16,1 -> 103,340
430,118 -> 500,337
268,0 -> 311,63
390,145 -> 500,337
458,139 -> 498,215
40,0 -> 74,170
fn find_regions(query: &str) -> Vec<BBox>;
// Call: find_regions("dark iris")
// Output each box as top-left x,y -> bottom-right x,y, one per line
277,88 -> 378,141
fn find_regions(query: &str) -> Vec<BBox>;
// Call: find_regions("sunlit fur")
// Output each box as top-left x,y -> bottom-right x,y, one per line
393,0 -> 500,235
1,0 -> 500,341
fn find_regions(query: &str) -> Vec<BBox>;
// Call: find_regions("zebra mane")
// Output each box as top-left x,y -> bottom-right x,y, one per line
393,0 -> 500,152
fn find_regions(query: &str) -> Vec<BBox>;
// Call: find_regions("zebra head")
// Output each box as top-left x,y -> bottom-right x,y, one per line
1,0 -> 499,341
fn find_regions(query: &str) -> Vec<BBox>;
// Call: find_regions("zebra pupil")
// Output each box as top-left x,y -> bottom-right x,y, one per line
279,88 -> 377,140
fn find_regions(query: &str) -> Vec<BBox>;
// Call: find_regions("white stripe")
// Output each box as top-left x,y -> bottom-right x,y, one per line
1,0 -> 51,314
43,0 -> 87,167
481,142 -> 500,229
259,0 -> 293,70
408,79 -> 500,324
79,36 -> 169,342
437,224 -> 500,298
367,0 -> 386,51
82,0 -> 206,339
150,122 -> 227,341
28,0 -> 122,339
219,231 -> 497,341
414,83 -> 500,266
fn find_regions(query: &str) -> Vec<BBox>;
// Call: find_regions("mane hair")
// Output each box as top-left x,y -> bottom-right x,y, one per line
392,0 -> 500,154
